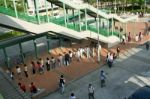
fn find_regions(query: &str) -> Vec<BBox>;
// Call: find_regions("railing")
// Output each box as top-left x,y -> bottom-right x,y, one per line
0,6 -> 120,38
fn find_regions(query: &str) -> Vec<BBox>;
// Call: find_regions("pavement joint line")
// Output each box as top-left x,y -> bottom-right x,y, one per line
114,65 -> 150,83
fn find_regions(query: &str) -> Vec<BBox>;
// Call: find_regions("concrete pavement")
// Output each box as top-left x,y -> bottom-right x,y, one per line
43,45 -> 150,99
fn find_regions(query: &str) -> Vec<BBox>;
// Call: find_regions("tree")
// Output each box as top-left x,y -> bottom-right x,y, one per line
83,0 -> 96,5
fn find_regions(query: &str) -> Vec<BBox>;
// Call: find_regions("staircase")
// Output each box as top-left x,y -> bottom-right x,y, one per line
0,69 -> 31,99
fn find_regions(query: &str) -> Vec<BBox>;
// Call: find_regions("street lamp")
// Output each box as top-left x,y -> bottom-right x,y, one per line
114,0 -> 117,14
144,0 -> 147,14
96,0 -> 101,63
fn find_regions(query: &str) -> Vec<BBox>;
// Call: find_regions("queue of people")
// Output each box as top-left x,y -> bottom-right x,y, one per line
122,31 -> 144,45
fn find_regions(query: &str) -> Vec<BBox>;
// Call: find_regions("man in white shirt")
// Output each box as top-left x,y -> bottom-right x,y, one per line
70,93 -> 76,99
88,84 -> 94,99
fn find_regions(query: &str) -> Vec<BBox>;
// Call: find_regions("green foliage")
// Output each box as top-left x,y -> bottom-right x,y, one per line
83,0 -> 96,4
0,31 -> 24,41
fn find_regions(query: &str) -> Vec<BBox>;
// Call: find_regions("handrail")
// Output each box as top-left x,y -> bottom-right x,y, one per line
56,0 -> 138,23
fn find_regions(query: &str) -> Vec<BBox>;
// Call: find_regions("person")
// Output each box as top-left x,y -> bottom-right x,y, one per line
65,52 -> 70,66
86,46 -> 91,59
80,47 -> 84,58
139,32 -> 142,41
24,64 -> 28,78
29,82 -> 37,93
46,57 -> 50,71
39,58 -> 44,72
107,53 -> 113,68
59,75 -> 65,94
18,82 -> 26,92
122,34 -> 126,45
58,54 -> 63,66
76,49 -> 81,61
100,70 -> 106,88
116,47 -> 120,57
92,47 -> 95,58
16,66 -> 21,80
146,42 -> 149,50
51,57 -> 56,68
69,51 -> 73,63
70,93 -> 76,99
97,43 -> 101,62
10,71 -> 14,80
31,61 -> 36,74
135,34 -> 139,42
88,84 -> 94,99
128,32 -> 131,42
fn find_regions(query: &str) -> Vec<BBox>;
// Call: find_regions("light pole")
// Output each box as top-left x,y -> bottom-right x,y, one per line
114,0 -> 117,14
97,0 -> 101,62
144,0 -> 147,14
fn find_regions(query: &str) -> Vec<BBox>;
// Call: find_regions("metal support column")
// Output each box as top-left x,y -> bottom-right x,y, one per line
51,3 -> 54,17
125,22 -> 127,34
99,16 -> 101,34
78,10 -> 81,31
22,0 -> 26,14
13,0 -> 18,18
19,43 -> 25,64
46,36 -> 50,53
107,19 -> 110,36
3,48 -> 9,68
85,9 -> 88,30
45,0 -> 49,22
59,38 -> 62,48
134,20 -> 136,37
4,0 -> 7,8
33,40 -> 38,59
97,17 -> 99,35
66,9 -> 69,25
63,3 -> 67,27
34,0 -> 40,24
112,18 -> 114,35
72,9 -> 75,29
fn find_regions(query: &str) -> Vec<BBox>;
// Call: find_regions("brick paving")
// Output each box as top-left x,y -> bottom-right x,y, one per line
3,22 -> 150,97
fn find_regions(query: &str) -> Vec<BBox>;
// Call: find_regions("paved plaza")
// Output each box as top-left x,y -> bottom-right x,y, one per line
43,44 -> 150,99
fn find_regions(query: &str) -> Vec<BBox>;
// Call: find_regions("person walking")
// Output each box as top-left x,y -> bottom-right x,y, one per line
100,70 -> 106,88
107,53 -> 113,68
59,75 -> 65,94
88,84 -> 94,99
24,64 -> 28,78
70,93 -> 76,99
